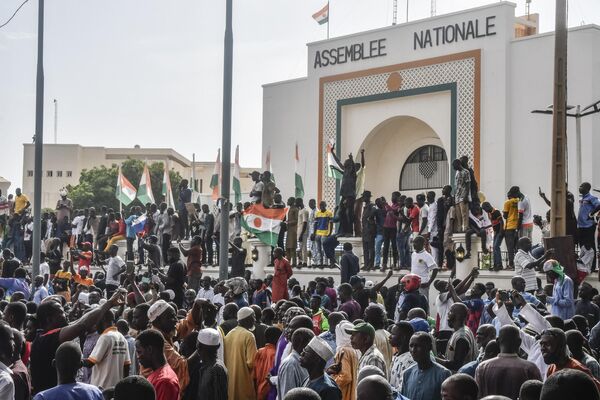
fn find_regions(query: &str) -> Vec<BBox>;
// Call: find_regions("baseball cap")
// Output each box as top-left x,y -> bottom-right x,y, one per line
344,322 -> 375,339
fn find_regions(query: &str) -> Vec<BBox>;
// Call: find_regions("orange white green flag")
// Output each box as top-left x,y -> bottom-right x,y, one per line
137,163 -> 155,205
312,3 -> 329,25
210,149 -> 221,201
116,166 -> 137,206
233,145 -> 241,204
162,164 -> 175,207
241,203 -> 287,246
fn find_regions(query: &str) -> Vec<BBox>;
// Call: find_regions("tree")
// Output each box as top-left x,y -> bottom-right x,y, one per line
67,159 -> 182,211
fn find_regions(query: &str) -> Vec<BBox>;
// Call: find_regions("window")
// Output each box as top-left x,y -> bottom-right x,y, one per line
27,170 -> 33,177
399,145 -> 449,190
56,171 -> 63,177
46,170 -> 53,177
66,171 -> 72,177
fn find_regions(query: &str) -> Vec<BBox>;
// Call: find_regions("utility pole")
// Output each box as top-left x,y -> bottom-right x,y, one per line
32,0 -> 45,277
550,0 -> 567,237
219,0 -> 233,281
53,98 -> 57,144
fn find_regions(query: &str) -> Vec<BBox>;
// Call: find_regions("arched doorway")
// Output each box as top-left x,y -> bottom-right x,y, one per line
399,145 -> 449,190
358,115 -> 447,197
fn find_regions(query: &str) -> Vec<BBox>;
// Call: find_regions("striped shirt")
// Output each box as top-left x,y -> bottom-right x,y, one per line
359,345 -> 387,377
514,250 -> 538,291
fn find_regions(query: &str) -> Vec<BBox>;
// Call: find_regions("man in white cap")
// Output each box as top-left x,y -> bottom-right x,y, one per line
300,336 -> 342,400
186,328 -> 228,400
56,188 -> 73,224
224,306 -> 258,400
142,300 -> 200,394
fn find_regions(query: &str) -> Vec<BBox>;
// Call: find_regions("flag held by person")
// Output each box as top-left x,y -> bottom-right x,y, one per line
116,166 -> 137,206
295,143 -> 304,198
265,147 -> 275,183
233,145 -> 241,204
241,203 -> 287,247
137,163 -> 155,205
210,148 -> 221,201
132,214 -> 147,235
312,3 -> 329,25
326,142 -> 343,179
162,164 -> 175,207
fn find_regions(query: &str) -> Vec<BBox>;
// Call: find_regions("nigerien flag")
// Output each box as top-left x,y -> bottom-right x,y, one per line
326,143 -> 343,179
312,3 -> 329,25
137,163 -> 155,205
116,166 -> 137,206
210,149 -> 221,201
295,143 -> 304,199
241,203 -> 287,247
233,145 -> 241,204
162,165 -> 174,207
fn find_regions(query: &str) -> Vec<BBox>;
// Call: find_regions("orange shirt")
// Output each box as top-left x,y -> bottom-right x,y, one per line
73,274 -> 94,287
547,357 -> 600,391
253,343 -> 276,400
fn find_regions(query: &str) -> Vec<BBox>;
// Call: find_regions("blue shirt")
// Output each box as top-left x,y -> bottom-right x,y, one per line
578,193 -> 600,228
124,215 -> 138,238
318,330 -> 337,368
0,278 -> 30,299
304,373 -> 342,400
33,382 -> 103,400
458,360 -> 479,377
547,275 -> 575,320
401,362 -> 451,400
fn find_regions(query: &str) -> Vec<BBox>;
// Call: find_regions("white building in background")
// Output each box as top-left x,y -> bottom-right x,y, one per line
22,144 -> 257,209
262,2 -> 600,219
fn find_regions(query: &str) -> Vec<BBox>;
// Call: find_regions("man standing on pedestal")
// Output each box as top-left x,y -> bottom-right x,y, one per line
56,188 -> 73,225
178,180 -> 192,239
361,191 -> 376,271
578,182 -> 600,273
453,159 -> 470,233
286,197 -> 299,268
297,198 -> 309,268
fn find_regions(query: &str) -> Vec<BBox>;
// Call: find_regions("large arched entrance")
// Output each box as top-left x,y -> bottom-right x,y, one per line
359,115 -> 448,198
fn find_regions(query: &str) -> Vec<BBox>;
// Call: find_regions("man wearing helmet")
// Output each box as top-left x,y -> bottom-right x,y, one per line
395,274 -> 428,321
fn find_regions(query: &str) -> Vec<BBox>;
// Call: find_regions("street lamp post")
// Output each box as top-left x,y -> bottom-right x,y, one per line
531,99 -> 600,186
219,0 -> 233,281
31,0 -> 45,277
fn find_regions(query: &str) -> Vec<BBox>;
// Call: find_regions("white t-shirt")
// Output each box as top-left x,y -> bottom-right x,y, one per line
518,195 -> 534,226
419,204 -> 429,234
106,256 -> 125,286
435,292 -> 454,332
251,181 -> 264,202
411,250 -> 438,284
427,201 -> 438,237
39,262 -> 50,278
89,327 -> 131,389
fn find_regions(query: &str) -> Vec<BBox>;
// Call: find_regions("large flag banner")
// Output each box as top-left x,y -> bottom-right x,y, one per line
265,148 -> 275,183
326,143 -> 343,179
210,149 -> 221,201
137,163 -> 155,205
233,145 -> 241,204
312,3 -> 329,25
241,203 -> 288,247
116,166 -> 137,206
295,143 -> 305,199
162,165 -> 175,207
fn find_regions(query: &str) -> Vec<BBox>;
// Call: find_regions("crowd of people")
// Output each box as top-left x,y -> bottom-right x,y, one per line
0,162 -> 599,400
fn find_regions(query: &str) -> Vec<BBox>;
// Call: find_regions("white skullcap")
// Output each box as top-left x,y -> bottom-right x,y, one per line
197,328 -> 221,346
307,336 -> 334,362
59,188 -> 68,196
164,289 -> 175,300
365,280 -> 374,289
147,300 -> 171,322
237,306 -> 254,321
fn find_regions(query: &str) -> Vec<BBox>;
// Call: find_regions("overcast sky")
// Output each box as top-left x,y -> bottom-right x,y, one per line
1,0 -> 599,190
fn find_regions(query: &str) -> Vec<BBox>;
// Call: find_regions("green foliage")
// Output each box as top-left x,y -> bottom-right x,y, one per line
68,159 -> 183,211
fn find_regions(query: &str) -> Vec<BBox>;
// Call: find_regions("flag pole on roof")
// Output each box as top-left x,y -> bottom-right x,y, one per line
312,2 -> 330,39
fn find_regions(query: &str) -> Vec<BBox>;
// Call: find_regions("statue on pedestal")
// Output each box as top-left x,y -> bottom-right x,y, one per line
331,146 -> 364,236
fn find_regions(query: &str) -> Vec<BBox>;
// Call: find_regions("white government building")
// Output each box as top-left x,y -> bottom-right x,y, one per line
262,2 -> 599,223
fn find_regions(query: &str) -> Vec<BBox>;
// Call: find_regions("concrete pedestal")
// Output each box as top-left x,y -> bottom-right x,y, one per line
248,238 -> 270,279
451,232 -> 481,280
338,236 -> 363,264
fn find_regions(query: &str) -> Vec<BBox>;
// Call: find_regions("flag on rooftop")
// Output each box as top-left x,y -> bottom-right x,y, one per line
116,166 -> 137,206
312,3 -> 329,25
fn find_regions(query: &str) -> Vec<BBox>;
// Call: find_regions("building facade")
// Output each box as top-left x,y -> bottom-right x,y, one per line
22,144 -> 256,209
262,3 -> 600,219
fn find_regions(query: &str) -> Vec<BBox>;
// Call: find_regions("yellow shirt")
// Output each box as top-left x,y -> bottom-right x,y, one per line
14,194 -> 29,215
503,198 -> 519,230
224,326 -> 257,400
